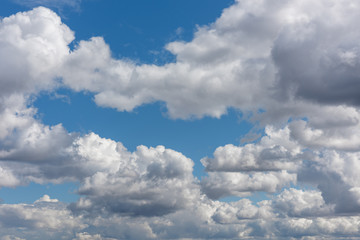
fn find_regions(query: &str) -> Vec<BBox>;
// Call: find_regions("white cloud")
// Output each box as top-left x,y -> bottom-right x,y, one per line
0,7 -> 73,98
34,195 -> 59,203
69,140 -> 199,217
272,188 -> 334,217
3,2 -> 360,122
55,0 -> 360,122
288,107 -> 360,151
201,170 -> 296,199
299,150 -> 360,214
211,198 -> 272,224
60,0 -> 276,119
0,199 -> 86,239
201,125 -> 302,172
0,166 -> 20,188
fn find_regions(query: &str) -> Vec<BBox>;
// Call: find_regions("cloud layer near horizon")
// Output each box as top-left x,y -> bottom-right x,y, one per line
1,1 -> 360,239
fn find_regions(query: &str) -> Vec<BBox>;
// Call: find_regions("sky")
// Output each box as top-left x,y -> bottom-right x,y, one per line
0,0 -> 360,239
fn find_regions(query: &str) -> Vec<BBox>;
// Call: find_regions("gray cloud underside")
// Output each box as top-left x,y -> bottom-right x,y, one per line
1,0 -> 360,239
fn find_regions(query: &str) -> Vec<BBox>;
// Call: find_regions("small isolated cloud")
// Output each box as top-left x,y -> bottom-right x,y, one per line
34,195 -> 59,203
175,27 -> 184,36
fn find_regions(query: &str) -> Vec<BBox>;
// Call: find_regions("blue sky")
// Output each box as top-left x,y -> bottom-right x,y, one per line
0,0 -> 247,203
1,0 -> 360,239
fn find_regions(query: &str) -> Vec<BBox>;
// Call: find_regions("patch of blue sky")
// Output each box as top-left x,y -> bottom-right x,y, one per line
61,0 -> 235,64
1,0 -> 235,64
33,89 -> 253,178
219,192 -> 271,204
0,182 -> 79,204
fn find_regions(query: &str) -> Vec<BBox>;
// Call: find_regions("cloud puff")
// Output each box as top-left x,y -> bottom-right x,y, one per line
0,7 -> 73,98
34,195 -> 59,203
299,150 -> 360,214
69,136 -> 199,217
272,0 -> 360,107
200,125 -> 301,199
272,188 -> 334,217
201,170 -> 296,200
201,125 -> 302,172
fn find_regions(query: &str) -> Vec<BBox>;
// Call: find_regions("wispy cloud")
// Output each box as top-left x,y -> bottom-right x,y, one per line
12,0 -> 82,12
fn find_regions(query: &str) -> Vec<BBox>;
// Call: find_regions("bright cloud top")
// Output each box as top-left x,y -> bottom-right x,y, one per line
1,0 -> 360,239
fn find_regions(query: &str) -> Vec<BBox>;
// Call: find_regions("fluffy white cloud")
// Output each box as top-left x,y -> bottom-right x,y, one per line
272,188 -> 334,217
201,125 -> 302,172
3,1 -> 360,121
211,198 -> 273,224
201,170 -> 296,199
299,150 -> 360,214
60,1 -> 275,119
0,7 -> 75,186
0,197 -> 86,239
200,125 -> 301,199
272,0 -> 360,107
54,0 -> 360,121
0,7 -> 73,98
34,195 -> 59,203
0,190 -> 360,239
69,138 -> 199,217
276,216 -> 360,238
288,107 -> 360,151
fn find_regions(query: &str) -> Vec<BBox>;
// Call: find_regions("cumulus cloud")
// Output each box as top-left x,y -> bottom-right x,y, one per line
1,1 -> 360,239
3,1 -> 360,121
201,120 -> 360,218
0,197 -> 86,239
0,7 -> 73,98
34,195 -> 59,203
69,139 -> 199,217
299,150 -> 360,214
200,125 -> 301,199
272,0 -> 360,107
272,188 -> 334,217
288,107 -> 360,151
60,3 -> 275,119
201,170 -> 296,200
52,0 -> 360,122
201,125 -> 302,172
